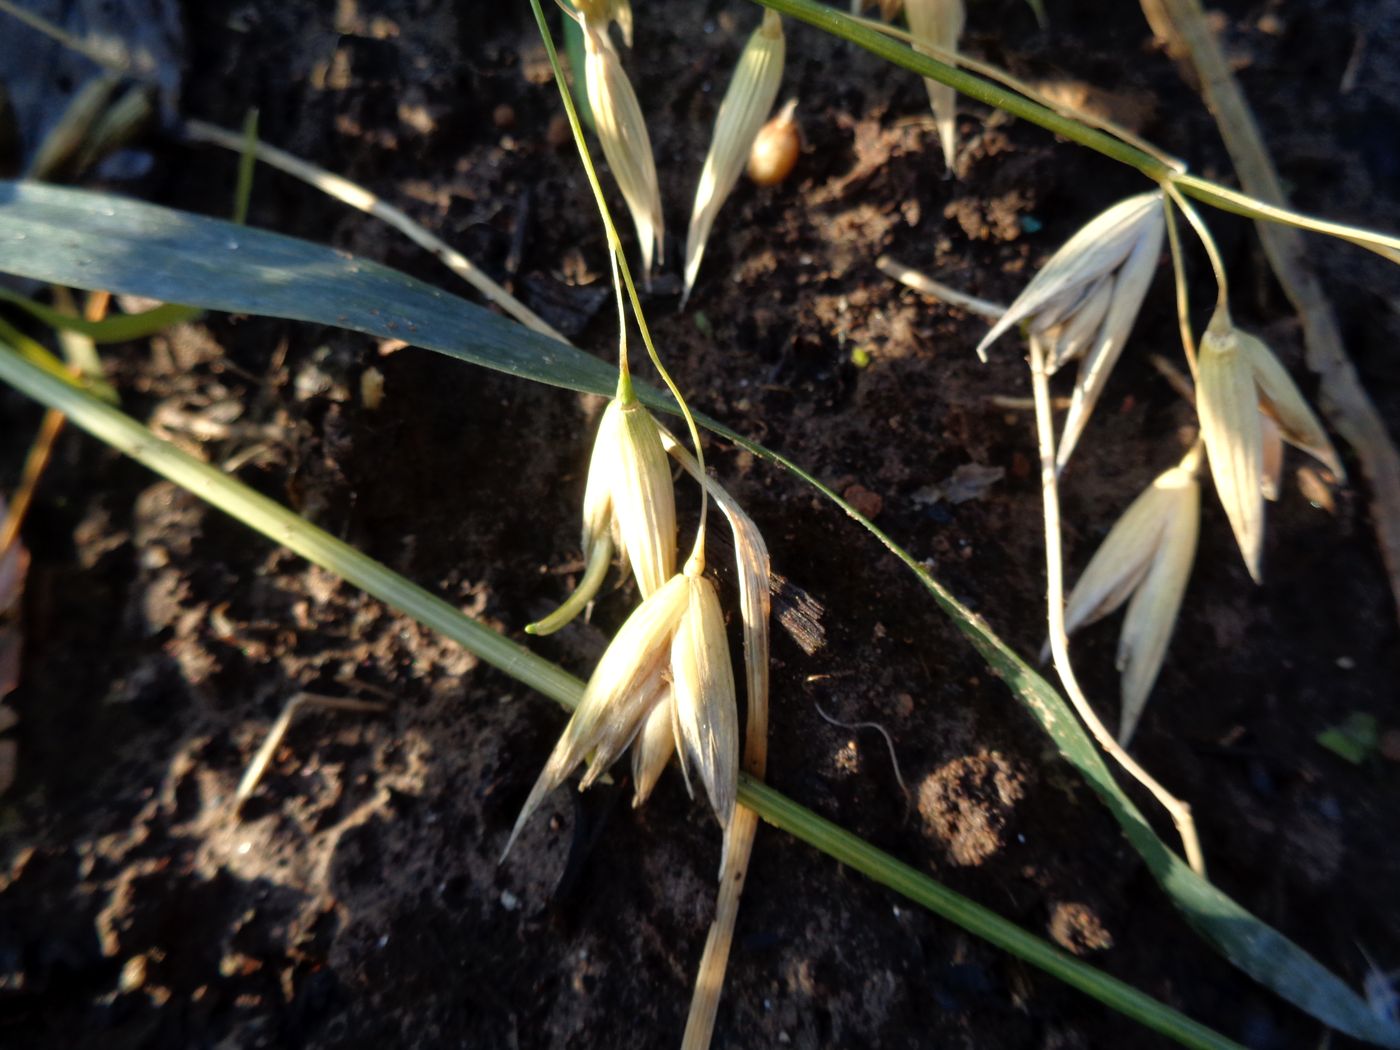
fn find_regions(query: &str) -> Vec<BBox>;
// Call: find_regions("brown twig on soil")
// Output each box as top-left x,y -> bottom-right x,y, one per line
1027,334 -> 1206,876
1141,0 -> 1400,629
986,394 -> 1071,412
0,410 -> 65,562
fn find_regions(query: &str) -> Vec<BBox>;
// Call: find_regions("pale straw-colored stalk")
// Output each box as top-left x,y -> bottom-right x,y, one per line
181,119 -> 567,342
682,11 -> 785,307
661,430 -> 771,1050
1027,334 -> 1205,875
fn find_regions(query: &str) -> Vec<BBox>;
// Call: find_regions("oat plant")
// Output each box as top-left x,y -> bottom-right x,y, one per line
3,0 -> 1400,1042
3,173 -> 1393,1046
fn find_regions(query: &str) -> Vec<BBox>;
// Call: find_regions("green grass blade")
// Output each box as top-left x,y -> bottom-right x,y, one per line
0,286 -> 201,343
0,337 -> 1241,1050
0,179 -> 1393,1046
740,778 -> 1238,1050
233,108 -> 258,225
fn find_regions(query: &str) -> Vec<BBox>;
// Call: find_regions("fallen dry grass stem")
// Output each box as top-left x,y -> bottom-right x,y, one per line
1149,354 -> 1197,406
235,693 -> 388,808
877,256 -> 1006,318
180,119 -> 569,344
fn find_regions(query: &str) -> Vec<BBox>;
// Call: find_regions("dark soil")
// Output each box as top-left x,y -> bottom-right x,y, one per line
3,1 -> 1400,1047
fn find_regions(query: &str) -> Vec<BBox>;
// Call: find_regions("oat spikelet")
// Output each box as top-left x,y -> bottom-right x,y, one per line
582,15 -> 665,283
503,573 -> 689,860
1064,446 -> 1201,745
670,566 -> 740,829
1197,309 -> 1343,581
682,11 -> 785,307
607,0 -> 633,47
904,0 -> 965,171
529,390 -> 676,636
978,192 -> 1164,469
503,563 -> 741,859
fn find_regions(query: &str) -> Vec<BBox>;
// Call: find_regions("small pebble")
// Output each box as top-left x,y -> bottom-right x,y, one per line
842,483 -> 883,519
492,104 -> 516,130
546,114 -> 572,148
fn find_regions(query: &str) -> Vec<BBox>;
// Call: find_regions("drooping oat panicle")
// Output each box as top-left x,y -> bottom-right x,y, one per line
503,572 -> 689,859
978,192 -> 1164,469
904,0 -> 965,171
670,565 -> 740,829
658,429 -> 770,778
682,11 -> 786,308
1064,446 -> 1201,745
581,13 -> 665,283
528,388 -> 676,636
1196,309 -> 1343,581
503,560 -> 742,859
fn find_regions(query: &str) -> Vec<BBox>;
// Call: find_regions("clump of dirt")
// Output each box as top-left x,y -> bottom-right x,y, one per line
917,749 -> 1028,867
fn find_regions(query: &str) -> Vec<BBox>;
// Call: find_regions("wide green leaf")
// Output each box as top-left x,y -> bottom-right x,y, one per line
0,179 -> 1392,1046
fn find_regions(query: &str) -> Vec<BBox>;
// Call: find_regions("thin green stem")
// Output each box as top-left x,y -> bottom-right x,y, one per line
845,8 -> 1184,172
608,246 -> 633,395
0,337 -> 1240,1050
232,108 -> 259,225
748,0 -> 1400,264
742,778 -> 1240,1050
753,0 -> 1171,174
528,0 -> 711,568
